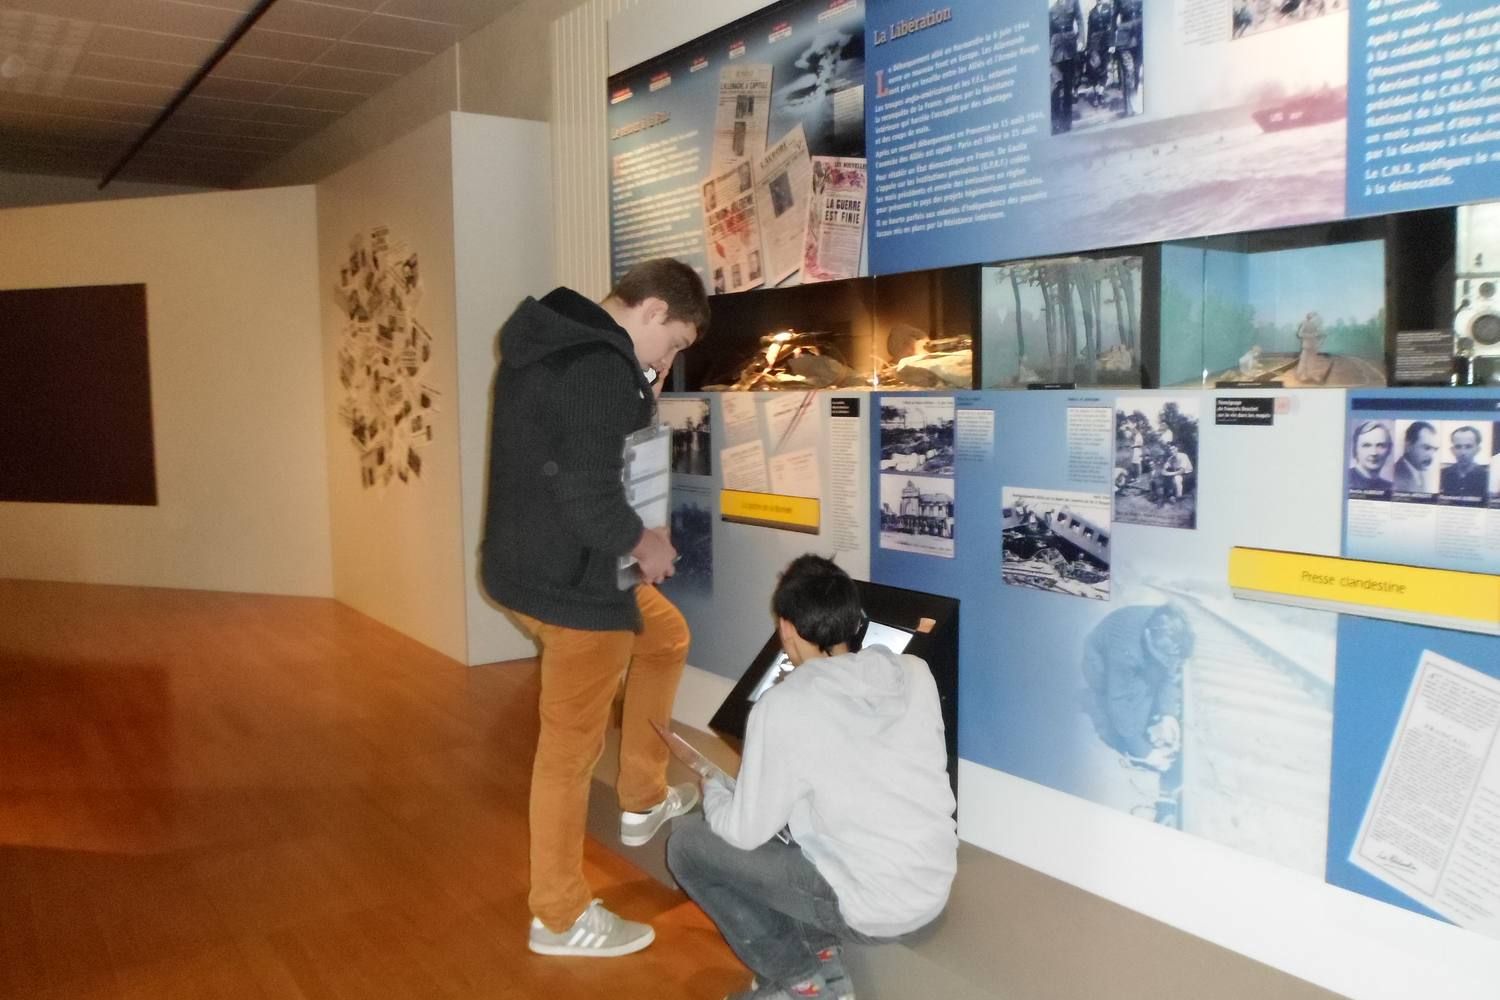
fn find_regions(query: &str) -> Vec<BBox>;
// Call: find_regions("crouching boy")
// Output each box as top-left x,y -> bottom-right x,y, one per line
667,555 -> 957,1000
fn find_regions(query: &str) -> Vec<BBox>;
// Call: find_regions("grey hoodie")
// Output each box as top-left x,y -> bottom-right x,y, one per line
704,643 -> 958,937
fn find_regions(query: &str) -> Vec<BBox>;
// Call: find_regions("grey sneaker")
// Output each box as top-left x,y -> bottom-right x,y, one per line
724,972 -> 832,999
527,899 -> 654,957
817,946 -> 855,999
620,782 -> 700,847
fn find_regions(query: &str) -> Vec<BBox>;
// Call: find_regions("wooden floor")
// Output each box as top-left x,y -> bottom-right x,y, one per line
0,580 -> 745,1000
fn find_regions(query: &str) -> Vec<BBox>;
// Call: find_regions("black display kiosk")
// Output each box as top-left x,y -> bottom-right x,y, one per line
708,580 -> 960,796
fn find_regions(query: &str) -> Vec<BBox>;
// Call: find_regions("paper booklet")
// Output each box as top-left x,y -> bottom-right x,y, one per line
617,423 -> 671,589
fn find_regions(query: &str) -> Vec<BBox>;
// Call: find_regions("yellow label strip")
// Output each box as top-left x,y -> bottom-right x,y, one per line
1228,547 -> 1500,636
720,489 -> 820,534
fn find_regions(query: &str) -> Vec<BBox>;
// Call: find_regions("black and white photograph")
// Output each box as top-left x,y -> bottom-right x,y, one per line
879,473 -> 955,558
1232,0 -> 1344,40
1001,487 -> 1111,601
659,398 -> 712,477
1436,421 -> 1491,504
768,171 -> 795,217
879,397 -> 956,476
1050,0 -> 1143,136
1114,397 -> 1199,529
1345,418 -> 1395,500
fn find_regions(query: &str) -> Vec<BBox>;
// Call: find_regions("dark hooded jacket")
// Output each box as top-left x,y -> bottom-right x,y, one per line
481,288 -> 655,631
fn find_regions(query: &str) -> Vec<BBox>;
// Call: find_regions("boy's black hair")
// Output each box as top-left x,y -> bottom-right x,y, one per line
771,554 -> 866,654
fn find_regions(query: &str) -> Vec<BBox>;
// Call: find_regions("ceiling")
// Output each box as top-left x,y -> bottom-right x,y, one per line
0,0 -> 520,189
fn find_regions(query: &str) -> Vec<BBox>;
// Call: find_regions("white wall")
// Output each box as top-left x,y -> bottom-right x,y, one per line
451,113 -> 555,665
0,187 -> 333,596
317,114 -> 469,663
607,0 -> 763,74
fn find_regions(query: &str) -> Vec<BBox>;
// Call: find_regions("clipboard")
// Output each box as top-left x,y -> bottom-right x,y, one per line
652,720 -> 735,789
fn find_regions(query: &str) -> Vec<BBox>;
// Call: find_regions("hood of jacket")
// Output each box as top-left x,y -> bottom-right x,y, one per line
499,287 -> 641,372
797,643 -> 915,720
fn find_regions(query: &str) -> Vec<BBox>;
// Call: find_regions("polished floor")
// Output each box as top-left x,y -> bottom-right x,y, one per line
0,580 -> 744,999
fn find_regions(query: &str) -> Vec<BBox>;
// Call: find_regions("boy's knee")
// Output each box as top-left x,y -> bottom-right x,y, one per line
666,811 -> 709,871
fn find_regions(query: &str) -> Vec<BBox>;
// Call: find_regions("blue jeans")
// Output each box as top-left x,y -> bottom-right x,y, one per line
666,814 -> 888,990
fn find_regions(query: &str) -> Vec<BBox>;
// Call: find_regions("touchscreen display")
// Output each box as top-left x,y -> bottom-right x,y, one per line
747,620 -> 914,703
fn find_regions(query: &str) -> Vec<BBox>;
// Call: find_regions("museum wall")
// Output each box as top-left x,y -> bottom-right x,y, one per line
606,0 -> 1500,996
0,186 -> 334,596
317,113 -> 469,663
450,113 -> 555,665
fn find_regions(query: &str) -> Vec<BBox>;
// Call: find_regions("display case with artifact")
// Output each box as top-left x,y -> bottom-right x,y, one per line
1158,220 -> 1389,388
980,251 -> 1151,388
871,267 -> 977,390
676,267 -> 977,391
1454,199 -> 1500,387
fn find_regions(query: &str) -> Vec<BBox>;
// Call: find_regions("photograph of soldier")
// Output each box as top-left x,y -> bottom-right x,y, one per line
1232,0 -> 1344,40
1114,398 -> 1199,529
1049,0 -> 1144,134
1111,0 -> 1142,116
1438,422 -> 1490,502
1001,488 -> 1111,602
1048,0 -> 1083,134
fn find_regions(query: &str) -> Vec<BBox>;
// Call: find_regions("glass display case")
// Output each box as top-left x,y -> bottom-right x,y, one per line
979,249 -> 1153,388
1158,219 -> 1390,388
673,266 -> 977,391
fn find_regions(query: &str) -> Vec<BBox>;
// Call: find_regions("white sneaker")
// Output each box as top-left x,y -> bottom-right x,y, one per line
619,782 -> 700,847
528,899 -> 655,957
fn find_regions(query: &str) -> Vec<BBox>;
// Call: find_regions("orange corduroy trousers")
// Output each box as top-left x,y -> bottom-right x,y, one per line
509,585 -> 690,931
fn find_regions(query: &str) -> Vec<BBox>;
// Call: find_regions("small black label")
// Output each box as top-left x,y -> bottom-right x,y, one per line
830,397 -> 859,418
1026,382 -> 1076,390
1393,329 -> 1454,384
1215,397 -> 1275,425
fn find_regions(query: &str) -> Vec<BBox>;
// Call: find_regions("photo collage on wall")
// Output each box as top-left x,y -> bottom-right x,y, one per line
334,225 -> 438,491
878,396 -> 955,558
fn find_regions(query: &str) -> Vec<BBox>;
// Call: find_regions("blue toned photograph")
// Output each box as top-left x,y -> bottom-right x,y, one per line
982,255 -> 1143,387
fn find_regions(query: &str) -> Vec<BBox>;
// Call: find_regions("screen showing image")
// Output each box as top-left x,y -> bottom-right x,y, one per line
747,620 -> 914,703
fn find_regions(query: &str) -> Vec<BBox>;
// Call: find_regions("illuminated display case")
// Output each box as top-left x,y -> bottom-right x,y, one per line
673,267 -> 977,391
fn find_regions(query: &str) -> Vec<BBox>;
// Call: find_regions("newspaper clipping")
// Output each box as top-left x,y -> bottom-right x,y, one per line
712,64 -> 772,172
1351,648 -> 1500,940
802,155 -> 866,283
702,159 -> 764,294
752,125 -> 813,288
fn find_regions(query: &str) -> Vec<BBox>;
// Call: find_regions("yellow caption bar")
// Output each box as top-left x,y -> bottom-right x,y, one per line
720,489 -> 820,534
1228,547 -> 1499,636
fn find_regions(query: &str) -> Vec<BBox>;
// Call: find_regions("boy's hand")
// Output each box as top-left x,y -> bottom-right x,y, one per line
631,526 -> 677,584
